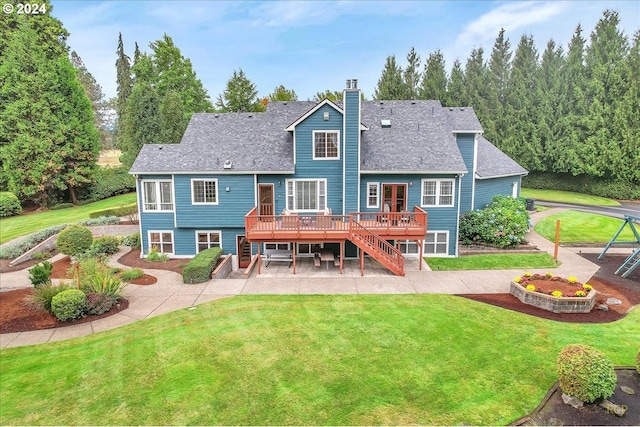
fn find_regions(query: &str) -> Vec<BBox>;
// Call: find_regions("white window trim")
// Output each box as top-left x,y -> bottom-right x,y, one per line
366,182 -> 380,209
396,239 -> 419,256
285,178 -> 327,212
421,178 -> 455,207
191,178 -> 219,205
264,243 -> 291,251
424,230 -> 449,257
141,180 -> 174,212
195,230 -> 222,253
147,230 -> 175,255
312,130 -> 340,160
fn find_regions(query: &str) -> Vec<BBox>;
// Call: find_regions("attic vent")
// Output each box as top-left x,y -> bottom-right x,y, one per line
460,108 -> 465,111
214,114 -> 219,118
380,119 -> 391,128
323,111 -> 330,121
223,160 -> 232,169
248,114 -> 253,118
449,108 -> 454,111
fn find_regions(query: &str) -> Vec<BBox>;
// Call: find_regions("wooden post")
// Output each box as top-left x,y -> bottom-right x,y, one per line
419,239 -> 423,270
292,243 -> 296,274
360,249 -> 364,276
257,243 -> 261,275
554,220 -> 560,260
340,240 -> 344,274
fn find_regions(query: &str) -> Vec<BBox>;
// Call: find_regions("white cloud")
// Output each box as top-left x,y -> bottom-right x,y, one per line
456,1 -> 569,47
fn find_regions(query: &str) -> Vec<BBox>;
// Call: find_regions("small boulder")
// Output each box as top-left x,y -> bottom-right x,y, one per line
597,304 -> 609,311
621,385 -> 635,395
599,399 -> 626,417
561,393 -> 583,408
606,298 -> 622,305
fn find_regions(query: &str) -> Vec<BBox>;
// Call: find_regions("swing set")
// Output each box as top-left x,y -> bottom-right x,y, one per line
598,214 -> 640,279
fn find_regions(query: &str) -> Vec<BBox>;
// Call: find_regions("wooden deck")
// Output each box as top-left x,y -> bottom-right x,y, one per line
244,207 -> 427,242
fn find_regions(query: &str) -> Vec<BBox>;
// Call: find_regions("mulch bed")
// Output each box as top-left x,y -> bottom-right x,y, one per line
117,248 -> 188,275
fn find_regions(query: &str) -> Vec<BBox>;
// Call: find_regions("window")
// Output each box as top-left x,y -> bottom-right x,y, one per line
313,131 -> 339,159
424,231 -> 448,255
196,231 -> 221,253
397,240 -> 419,254
192,179 -> 218,204
286,179 -> 326,211
265,243 -> 290,251
149,231 -> 174,254
421,179 -> 454,207
367,183 -> 379,208
143,181 -> 173,211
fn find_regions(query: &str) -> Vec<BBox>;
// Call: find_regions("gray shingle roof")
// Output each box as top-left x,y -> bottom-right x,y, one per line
129,99 -> 520,178
475,135 -> 528,179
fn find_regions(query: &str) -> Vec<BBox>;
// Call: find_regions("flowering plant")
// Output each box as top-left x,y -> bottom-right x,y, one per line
514,276 -> 522,283
575,290 -> 586,297
545,272 -> 554,278
567,276 -> 578,284
583,284 -> 593,291
514,272 -> 594,298
526,284 -> 536,292
552,290 -> 563,298
524,272 -> 532,277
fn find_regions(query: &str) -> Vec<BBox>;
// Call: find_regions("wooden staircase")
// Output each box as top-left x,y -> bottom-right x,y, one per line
615,247 -> 640,279
349,219 -> 404,276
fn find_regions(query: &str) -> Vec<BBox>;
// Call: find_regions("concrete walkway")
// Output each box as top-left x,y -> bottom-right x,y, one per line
1,208 -> 634,349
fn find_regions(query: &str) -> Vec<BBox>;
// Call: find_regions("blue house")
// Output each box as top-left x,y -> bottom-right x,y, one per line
130,79 -> 527,275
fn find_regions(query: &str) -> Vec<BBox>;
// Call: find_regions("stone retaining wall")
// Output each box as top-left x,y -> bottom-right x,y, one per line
510,281 -> 596,313
212,255 -> 233,279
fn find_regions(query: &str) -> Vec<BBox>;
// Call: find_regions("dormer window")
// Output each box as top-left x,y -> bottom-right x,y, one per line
313,130 -> 339,160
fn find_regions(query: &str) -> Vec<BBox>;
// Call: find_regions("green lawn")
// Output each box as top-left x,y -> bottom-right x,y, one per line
0,193 -> 137,244
425,253 -> 559,271
1,295 -> 637,426
521,188 -> 620,206
535,210 -> 638,244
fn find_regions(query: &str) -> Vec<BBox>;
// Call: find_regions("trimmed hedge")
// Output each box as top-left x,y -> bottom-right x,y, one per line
182,247 -> 223,284
51,289 -> 87,322
523,172 -> 640,200
88,203 -> 137,219
557,344 -> 617,403
0,192 -> 22,218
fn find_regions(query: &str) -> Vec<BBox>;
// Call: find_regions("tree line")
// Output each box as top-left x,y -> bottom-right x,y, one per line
371,10 -> 639,194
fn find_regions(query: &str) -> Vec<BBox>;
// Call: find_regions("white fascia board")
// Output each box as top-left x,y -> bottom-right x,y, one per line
451,130 -> 484,134
285,99 -> 344,131
132,170 -> 296,175
475,172 -> 529,180
360,170 -> 468,175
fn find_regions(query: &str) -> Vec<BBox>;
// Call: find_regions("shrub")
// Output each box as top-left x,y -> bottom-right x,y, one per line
32,251 -> 52,260
83,271 -> 126,298
57,225 -> 93,256
79,216 -> 120,226
120,232 -> 141,249
49,202 -> 75,210
459,195 -> 530,248
87,235 -> 120,256
68,258 -> 111,287
557,344 -> 617,403
523,172 -> 640,200
51,289 -> 87,321
0,192 -> 22,217
28,283 -> 74,312
120,268 -> 144,281
28,261 -> 53,287
182,247 -> 223,284
79,166 -> 136,203
85,291 -> 116,315
88,203 -> 137,219
147,247 -> 169,262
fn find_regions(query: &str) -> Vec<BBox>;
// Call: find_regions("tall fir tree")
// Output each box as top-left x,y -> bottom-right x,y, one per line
487,28 -> 512,144
403,47 -> 421,99
420,50 -> 448,101
119,82 -> 161,168
71,51 -> 109,149
269,85 -> 298,101
373,55 -> 406,100
445,59 -> 467,106
216,69 -> 263,112
463,48 -> 492,136
115,32 -> 132,148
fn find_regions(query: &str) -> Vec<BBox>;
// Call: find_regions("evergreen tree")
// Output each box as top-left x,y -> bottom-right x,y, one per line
487,28 -> 512,144
115,32 -> 132,148
373,55 -> 406,100
71,51 -> 109,149
584,10 -> 630,180
503,35 -> 543,170
463,48 -> 492,136
420,50 -> 447,101
403,47 -> 421,99
160,90 -> 185,144
269,85 -> 298,101
216,69 -> 263,112
119,82 -> 161,168
0,23 -> 98,205
445,59 -> 467,106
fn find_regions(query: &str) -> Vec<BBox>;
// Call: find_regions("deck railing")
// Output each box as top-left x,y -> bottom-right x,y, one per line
350,219 -> 404,275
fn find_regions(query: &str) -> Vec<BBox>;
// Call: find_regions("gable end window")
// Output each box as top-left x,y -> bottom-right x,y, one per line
313,131 -> 339,159
286,179 -> 327,211
421,179 -> 454,207
192,179 -> 218,204
367,183 -> 379,208
143,180 -> 173,212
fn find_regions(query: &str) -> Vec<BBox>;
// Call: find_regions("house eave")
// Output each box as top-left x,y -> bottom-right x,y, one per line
361,170 -> 467,175
129,170 -> 296,175
475,171 -> 529,180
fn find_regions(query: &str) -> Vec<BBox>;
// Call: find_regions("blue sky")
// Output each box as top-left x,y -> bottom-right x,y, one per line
50,1 -> 639,102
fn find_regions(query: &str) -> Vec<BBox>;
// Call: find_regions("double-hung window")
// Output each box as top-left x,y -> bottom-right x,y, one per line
367,183 -> 379,208
286,179 -> 326,211
421,179 -> 454,207
143,181 -> 173,211
196,231 -> 221,253
313,131 -> 339,159
192,179 -> 218,204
